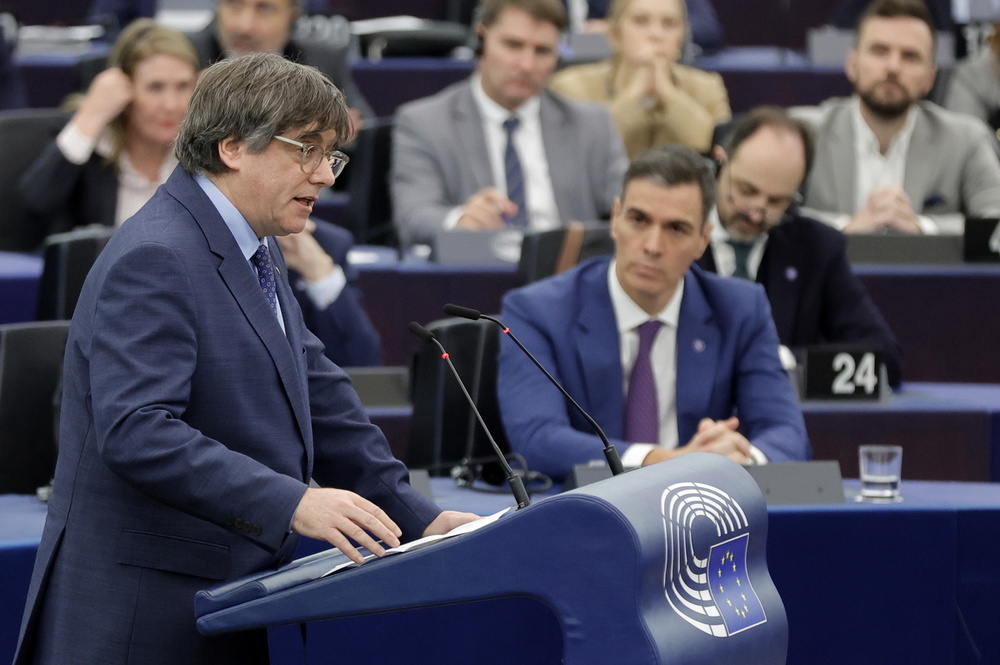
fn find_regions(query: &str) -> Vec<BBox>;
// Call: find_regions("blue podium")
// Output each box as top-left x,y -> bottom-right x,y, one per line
196,455 -> 787,664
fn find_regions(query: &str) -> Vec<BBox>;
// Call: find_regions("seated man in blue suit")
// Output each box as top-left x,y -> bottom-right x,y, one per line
497,144 -> 809,482
277,219 -> 383,367
14,53 -> 476,665
697,106 -> 903,387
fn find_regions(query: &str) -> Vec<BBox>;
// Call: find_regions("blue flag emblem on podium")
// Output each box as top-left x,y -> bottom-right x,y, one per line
708,533 -> 766,635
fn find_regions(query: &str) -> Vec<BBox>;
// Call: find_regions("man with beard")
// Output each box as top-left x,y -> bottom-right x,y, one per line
697,106 -> 903,387
791,0 -> 1000,235
391,0 -> 628,248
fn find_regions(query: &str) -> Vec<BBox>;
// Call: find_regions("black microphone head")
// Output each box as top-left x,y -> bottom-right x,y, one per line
408,321 -> 436,343
443,303 -> 481,320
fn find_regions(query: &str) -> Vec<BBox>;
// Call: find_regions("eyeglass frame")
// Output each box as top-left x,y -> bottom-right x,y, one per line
273,135 -> 350,177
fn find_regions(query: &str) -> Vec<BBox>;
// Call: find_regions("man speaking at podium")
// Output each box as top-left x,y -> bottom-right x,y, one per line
14,53 -> 476,665
497,144 -> 809,482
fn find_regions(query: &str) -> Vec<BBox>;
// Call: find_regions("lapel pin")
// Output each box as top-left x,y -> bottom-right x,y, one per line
785,266 -> 798,281
693,339 -> 706,353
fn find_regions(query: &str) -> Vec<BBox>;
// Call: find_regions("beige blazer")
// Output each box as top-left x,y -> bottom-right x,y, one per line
549,59 -> 731,157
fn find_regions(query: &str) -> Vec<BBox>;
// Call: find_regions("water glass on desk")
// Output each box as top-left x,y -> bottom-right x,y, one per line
857,445 -> 903,502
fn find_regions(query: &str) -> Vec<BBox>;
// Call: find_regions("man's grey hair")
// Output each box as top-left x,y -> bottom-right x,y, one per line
621,144 -> 716,225
175,52 -> 351,175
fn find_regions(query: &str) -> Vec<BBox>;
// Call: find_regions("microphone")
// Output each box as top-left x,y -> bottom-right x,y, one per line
408,322 -> 531,509
443,304 -> 625,476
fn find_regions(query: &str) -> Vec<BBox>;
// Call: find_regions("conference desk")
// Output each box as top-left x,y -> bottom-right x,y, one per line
356,262 -> 1000,382
2,251 -> 998,381
15,47 -> 853,118
2,479 -> 999,665
366,382 -> 1000,483
0,251 -> 40,324
352,48 -> 853,119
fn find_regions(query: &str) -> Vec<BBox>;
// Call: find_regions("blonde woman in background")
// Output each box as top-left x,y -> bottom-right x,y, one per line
21,19 -> 199,236
550,0 -> 730,156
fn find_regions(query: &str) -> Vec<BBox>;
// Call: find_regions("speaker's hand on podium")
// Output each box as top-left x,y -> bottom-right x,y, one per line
292,487 -> 402,564
422,510 -> 482,538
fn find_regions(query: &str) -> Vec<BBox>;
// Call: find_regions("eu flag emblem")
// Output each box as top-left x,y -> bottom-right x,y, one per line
708,533 -> 766,635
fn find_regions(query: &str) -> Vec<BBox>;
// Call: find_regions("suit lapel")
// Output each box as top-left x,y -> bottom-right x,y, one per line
164,170 -> 312,448
539,93 -> 576,221
828,105 -> 857,212
902,108 -> 936,210
453,84 -> 495,191
675,272 -> 720,442
575,262 -> 626,438
759,226 -> 800,342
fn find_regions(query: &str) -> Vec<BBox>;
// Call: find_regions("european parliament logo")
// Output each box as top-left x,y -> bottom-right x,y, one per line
661,482 -> 767,637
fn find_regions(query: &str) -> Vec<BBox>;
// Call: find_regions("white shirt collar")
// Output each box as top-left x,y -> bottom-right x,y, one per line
194,173 -> 263,261
851,96 -> 918,159
608,259 -> 683,334
470,73 -> 542,127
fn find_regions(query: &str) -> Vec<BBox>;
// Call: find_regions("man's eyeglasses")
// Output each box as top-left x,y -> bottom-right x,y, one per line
273,135 -> 350,177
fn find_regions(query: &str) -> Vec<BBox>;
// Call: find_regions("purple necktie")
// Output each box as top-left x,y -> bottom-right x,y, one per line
624,320 -> 662,444
250,243 -> 278,318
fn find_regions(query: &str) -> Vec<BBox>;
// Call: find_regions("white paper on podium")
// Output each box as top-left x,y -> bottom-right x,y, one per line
321,508 -> 510,577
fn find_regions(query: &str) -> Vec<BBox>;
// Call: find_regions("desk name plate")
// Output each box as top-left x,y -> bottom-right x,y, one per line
963,218 -> 1000,263
802,346 -> 883,401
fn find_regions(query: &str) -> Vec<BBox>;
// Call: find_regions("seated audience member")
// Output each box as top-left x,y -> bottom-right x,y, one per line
550,0 -> 730,157
792,0 -> 1000,235
276,219 -> 383,367
943,25 -> 1000,134
564,0 -> 725,53
20,20 -> 199,236
187,0 -> 371,134
391,0 -> 628,248
497,144 -> 809,482
697,106 -> 903,387
22,20 -> 380,368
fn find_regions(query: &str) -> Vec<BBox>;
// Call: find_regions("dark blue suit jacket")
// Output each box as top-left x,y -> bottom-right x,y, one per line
497,257 -> 809,481
697,212 -> 903,387
289,220 -> 383,367
15,168 -> 437,665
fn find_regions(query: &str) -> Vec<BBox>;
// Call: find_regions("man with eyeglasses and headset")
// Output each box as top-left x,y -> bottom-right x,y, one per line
13,53 -> 478,665
697,106 -> 903,388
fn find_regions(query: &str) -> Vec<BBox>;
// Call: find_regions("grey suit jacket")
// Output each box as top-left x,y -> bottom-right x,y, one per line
792,98 -> 1000,234
390,79 -> 629,247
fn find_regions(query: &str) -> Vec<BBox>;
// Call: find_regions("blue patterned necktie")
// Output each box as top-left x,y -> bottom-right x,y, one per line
624,320 -> 663,444
727,240 -> 754,280
502,116 -> 529,229
250,242 -> 278,319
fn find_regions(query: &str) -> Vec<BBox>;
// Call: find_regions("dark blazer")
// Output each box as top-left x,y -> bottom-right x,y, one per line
187,21 -> 373,120
20,141 -> 118,236
14,167 -> 438,665
697,213 -> 903,387
292,220 -> 382,367
497,257 -> 809,481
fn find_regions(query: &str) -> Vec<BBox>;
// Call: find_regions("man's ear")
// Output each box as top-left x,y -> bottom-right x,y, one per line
845,48 -> 858,84
217,137 -> 244,171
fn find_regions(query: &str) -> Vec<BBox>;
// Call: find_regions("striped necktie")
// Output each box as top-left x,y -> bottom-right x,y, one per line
502,116 -> 529,228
